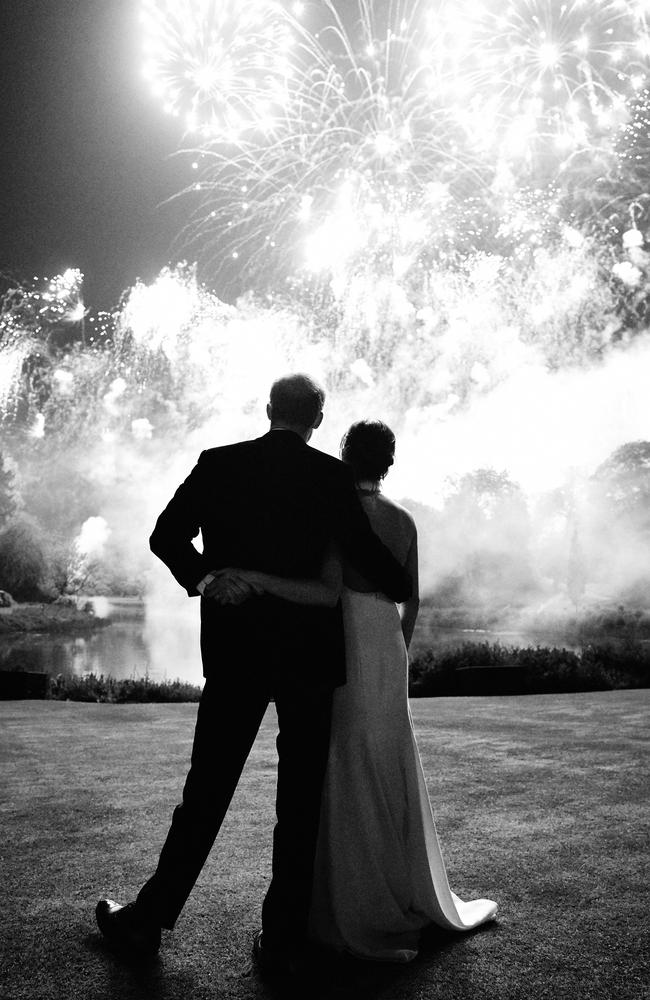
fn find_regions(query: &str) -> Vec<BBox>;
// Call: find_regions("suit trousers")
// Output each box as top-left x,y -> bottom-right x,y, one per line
136,669 -> 333,946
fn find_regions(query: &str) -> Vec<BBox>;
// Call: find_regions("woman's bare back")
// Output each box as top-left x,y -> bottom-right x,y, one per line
343,492 -> 416,594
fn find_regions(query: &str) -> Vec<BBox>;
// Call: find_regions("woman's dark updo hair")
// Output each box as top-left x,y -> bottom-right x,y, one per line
340,420 -> 395,482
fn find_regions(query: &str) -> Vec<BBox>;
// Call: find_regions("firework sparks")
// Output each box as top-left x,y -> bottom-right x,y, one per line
141,1 -> 650,287
140,0 -> 298,137
452,0 -> 650,154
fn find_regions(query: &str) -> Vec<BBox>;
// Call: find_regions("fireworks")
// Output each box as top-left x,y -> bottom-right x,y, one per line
140,2 -> 650,287
451,0 -> 650,154
140,0 -> 298,137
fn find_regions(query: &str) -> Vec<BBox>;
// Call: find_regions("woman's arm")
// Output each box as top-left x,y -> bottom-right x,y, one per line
399,529 -> 420,650
211,547 -> 342,608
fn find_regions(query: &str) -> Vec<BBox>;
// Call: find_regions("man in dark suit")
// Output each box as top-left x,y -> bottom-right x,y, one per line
96,373 -> 411,971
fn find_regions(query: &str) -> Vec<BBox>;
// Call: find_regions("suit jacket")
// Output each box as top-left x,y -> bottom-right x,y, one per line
149,430 -> 412,692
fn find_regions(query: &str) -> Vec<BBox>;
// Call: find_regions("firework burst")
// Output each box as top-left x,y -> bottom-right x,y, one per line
141,1 -> 650,289
455,0 -> 650,158
165,0 -> 494,285
140,0 -> 297,137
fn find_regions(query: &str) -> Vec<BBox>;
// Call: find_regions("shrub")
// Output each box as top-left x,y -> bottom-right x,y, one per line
408,641 -> 650,696
47,673 -> 202,703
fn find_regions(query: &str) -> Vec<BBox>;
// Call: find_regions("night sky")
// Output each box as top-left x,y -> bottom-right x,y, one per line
1,0 -> 191,310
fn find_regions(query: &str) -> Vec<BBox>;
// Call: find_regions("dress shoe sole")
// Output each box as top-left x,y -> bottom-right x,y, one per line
95,899 -> 161,957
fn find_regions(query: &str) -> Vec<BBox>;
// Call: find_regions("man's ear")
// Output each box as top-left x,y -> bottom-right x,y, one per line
266,403 -> 272,421
313,411 -> 324,429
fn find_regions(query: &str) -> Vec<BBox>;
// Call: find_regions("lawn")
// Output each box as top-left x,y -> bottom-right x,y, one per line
0,692 -> 647,1000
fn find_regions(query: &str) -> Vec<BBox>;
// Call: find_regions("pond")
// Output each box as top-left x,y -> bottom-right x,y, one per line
0,597 -> 587,685
0,598 -> 203,685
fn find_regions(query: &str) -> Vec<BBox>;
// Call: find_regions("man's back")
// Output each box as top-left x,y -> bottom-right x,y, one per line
198,431 -> 345,580
197,431 -> 348,687
150,428 -> 411,691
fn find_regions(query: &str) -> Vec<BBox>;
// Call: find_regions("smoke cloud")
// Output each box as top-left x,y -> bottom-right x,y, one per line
4,261 -> 649,640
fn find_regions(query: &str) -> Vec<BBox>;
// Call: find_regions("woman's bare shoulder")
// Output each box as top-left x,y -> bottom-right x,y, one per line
376,494 -> 417,533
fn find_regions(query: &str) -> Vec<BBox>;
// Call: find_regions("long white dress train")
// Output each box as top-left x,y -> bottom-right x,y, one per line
309,588 -> 498,963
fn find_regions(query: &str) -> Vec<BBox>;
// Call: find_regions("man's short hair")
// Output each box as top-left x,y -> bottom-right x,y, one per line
269,374 -> 325,429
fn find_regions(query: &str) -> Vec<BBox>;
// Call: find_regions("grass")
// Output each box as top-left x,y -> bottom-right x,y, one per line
0,691 -> 648,1000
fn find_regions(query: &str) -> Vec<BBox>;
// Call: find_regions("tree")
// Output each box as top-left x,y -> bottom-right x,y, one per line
591,441 -> 650,528
0,516 -> 50,601
0,269 -> 91,430
588,442 -> 650,604
440,469 -> 535,604
0,452 -> 16,529
445,469 -> 529,528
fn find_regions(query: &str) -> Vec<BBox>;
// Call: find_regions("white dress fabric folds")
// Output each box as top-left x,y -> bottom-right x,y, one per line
309,588 -> 498,963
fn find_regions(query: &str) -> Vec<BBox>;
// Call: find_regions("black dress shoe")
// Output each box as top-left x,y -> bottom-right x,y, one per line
252,930 -> 304,978
95,898 -> 161,956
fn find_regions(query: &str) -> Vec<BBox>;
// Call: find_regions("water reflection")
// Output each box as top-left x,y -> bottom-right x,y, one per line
0,598 -> 204,685
0,597 -> 583,685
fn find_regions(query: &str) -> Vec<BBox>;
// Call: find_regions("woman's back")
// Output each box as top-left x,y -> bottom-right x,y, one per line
343,491 -> 416,593
311,488 -> 497,961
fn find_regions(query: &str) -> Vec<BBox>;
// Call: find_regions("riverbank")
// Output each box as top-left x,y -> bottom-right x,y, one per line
8,639 -> 642,702
1,598 -> 649,698
0,602 -> 110,634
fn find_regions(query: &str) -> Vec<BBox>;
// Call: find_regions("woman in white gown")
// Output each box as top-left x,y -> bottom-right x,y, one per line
308,420 -> 497,962
218,420 -> 497,963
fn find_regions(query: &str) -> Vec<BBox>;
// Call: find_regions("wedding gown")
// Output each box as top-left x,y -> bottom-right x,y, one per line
309,586 -> 498,962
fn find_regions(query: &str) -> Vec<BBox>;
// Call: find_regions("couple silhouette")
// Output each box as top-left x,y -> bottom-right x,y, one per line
96,373 -> 496,975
